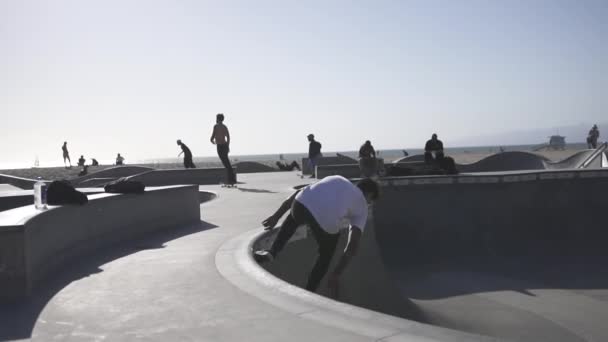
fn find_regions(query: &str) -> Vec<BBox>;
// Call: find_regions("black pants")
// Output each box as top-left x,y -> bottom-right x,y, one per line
270,201 -> 340,292
217,144 -> 236,184
424,151 -> 444,164
184,154 -> 196,168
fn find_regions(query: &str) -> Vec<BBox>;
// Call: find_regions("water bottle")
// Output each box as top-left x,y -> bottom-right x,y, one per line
34,177 -> 47,210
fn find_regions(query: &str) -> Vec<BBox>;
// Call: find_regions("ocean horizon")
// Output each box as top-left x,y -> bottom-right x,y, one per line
0,142 -> 589,170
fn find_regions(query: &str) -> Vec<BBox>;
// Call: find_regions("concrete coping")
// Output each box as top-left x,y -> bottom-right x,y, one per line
377,168 -> 608,187
215,228 -> 493,342
0,185 -> 193,228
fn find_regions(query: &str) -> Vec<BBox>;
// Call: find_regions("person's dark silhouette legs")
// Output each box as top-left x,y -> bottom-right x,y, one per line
424,152 -> 434,164
217,144 -> 236,184
305,224 -> 340,291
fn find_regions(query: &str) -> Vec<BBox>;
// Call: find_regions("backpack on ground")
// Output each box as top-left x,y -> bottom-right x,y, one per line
104,177 -> 145,194
46,180 -> 88,205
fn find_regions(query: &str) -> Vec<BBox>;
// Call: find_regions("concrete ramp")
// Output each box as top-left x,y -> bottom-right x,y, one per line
127,167 -> 235,186
370,170 -> 608,341
71,166 -> 154,186
260,170 -> 608,341
259,213 -> 422,320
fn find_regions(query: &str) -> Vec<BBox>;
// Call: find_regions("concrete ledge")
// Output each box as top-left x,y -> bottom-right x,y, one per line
302,156 -> 358,175
0,188 -> 105,212
127,168 -> 237,186
0,185 -> 202,300
316,159 -> 385,179
0,174 -> 39,190
215,229 -> 492,342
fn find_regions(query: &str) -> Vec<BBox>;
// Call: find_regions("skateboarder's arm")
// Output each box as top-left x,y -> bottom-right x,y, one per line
331,226 -> 362,276
210,126 -> 216,144
178,151 -> 183,157
262,190 -> 301,230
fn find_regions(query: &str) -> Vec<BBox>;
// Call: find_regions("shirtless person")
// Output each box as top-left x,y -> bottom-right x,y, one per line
210,113 -> 236,185
62,141 -> 71,168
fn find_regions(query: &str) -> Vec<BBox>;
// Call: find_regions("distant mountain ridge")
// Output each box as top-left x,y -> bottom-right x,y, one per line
450,122 -> 607,147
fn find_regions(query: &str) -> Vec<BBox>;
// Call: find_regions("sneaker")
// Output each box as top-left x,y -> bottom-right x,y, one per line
253,250 -> 274,263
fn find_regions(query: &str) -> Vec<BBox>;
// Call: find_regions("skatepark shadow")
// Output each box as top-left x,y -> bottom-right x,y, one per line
237,187 -> 277,194
0,220 -> 218,341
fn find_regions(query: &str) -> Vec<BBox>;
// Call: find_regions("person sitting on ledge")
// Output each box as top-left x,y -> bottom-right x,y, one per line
115,153 -> 125,166
91,158 -> 99,166
358,140 -> 377,178
254,176 -> 379,296
276,161 -> 301,171
77,155 -> 86,167
424,133 -> 444,164
78,165 -> 89,177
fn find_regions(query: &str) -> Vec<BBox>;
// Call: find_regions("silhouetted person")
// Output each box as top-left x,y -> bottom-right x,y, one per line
177,139 -> 196,169
115,153 -> 124,165
276,161 -> 301,171
358,140 -> 377,177
307,134 -> 322,178
424,133 -> 444,164
91,158 -> 99,166
78,165 -> 89,177
78,155 -> 86,167
62,141 -> 71,168
254,176 -> 379,296
587,124 -> 600,149
402,150 -> 409,157
210,113 -> 236,184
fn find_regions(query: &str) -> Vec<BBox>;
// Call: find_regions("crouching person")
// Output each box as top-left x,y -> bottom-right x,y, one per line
254,175 -> 379,295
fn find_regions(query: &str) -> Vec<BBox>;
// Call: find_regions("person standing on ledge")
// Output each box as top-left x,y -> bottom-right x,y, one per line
424,133 -> 444,164
210,113 -> 236,185
177,139 -> 196,169
254,176 -> 379,296
307,134 -> 322,178
62,141 -> 71,168
358,140 -> 377,177
587,124 -> 600,149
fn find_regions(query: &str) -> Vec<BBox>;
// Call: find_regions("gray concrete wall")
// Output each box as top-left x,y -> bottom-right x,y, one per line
127,167 -> 237,186
302,156 -> 358,175
0,185 -> 201,300
255,169 -> 608,323
374,170 -> 608,263
315,159 -> 385,179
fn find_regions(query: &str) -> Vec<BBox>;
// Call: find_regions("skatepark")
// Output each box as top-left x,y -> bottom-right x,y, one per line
1,148 -> 607,341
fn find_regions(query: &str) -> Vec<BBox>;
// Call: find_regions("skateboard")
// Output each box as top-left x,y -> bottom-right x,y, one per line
220,183 -> 237,188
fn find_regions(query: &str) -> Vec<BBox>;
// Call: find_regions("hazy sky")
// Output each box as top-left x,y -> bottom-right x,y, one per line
1,0 -> 606,166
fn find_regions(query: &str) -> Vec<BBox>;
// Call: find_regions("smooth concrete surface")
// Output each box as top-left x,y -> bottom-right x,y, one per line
371,170 -> 608,341
127,167 -> 237,186
0,185 -> 201,300
302,155 -> 358,175
0,174 -> 41,190
0,184 -> 21,192
315,159 -> 385,179
72,166 -> 155,187
0,188 -> 105,212
256,169 -> 608,341
3,170 -> 607,341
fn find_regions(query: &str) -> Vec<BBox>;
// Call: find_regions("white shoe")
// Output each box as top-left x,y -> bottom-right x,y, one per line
253,250 -> 274,263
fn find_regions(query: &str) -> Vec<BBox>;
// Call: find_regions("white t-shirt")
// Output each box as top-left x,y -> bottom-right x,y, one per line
295,175 -> 368,234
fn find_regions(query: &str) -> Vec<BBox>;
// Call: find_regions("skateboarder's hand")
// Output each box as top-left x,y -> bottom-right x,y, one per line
328,274 -> 340,299
262,214 -> 279,230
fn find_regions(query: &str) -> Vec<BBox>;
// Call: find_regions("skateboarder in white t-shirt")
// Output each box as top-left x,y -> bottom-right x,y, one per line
254,175 -> 379,295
